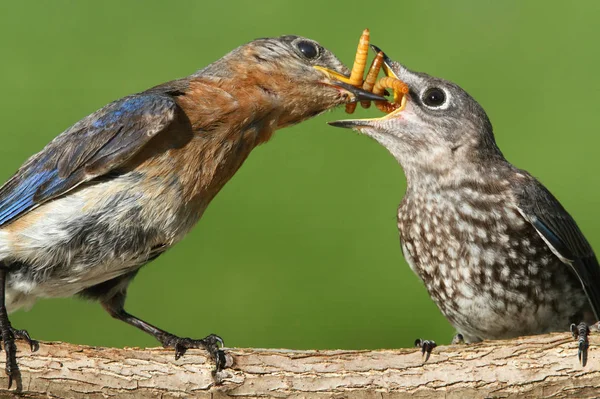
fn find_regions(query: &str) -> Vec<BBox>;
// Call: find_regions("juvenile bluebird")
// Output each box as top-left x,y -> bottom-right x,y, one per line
330,47 -> 600,364
0,35 -> 383,385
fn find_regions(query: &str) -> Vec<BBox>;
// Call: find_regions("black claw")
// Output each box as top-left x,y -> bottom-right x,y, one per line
5,357 -> 16,390
3,337 -> 18,389
0,325 -> 32,388
201,334 -> 226,373
571,322 -> 590,367
415,338 -> 437,362
11,328 -> 38,352
570,323 -> 578,339
579,340 -> 589,366
215,349 -> 226,372
0,268 -> 23,389
202,333 -> 225,349
451,333 -> 465,345
174,342 -> 187,360
165,333 -> 226,373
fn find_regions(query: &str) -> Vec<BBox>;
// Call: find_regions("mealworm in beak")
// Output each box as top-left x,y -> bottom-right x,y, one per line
345,29 -> 370,114
360,51 -> 384,109
373,76 -> 409,113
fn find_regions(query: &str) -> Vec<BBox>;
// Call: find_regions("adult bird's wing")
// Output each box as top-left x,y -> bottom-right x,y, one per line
514,174 -> 600,320
0,93 -> 185,226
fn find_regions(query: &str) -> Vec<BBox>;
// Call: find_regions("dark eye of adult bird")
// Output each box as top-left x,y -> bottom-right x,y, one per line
296,40 -> 319,59
422,87 -> 446,108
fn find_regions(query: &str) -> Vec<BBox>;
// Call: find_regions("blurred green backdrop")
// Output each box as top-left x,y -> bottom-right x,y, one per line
0,1 -> 598,351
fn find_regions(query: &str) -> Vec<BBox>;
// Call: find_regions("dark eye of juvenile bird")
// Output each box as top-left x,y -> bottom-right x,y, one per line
296,41 -> 319,59
422,87 -> 446,108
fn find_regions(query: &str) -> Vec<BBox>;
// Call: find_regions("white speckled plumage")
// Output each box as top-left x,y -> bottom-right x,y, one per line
397,168 -> 588,342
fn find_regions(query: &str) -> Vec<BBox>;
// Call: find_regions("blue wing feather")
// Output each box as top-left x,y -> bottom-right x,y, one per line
0,169 -> 61,225
0,93 -> 182,226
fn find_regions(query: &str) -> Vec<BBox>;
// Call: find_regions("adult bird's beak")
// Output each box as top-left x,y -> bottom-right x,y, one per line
313,66 -> 386,103
327,45 -> 408,130
331,81 -> 387,102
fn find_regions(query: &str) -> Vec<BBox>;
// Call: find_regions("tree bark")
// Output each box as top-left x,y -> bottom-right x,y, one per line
0,332 -> 598,398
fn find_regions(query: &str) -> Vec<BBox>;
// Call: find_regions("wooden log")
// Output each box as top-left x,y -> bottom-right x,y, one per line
0,332 -> 598,398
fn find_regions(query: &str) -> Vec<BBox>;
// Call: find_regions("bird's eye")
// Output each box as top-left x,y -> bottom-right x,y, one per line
296,41 -> 319,59
422,87 -> 447,108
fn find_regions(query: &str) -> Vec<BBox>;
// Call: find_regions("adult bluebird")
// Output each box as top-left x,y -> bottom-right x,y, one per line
330,47 -> 600,364
0,35 -> 383,385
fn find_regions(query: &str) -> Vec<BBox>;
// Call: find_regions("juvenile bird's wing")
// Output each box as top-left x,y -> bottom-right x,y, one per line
514,175 -> 600,319
0,93 -> 186,226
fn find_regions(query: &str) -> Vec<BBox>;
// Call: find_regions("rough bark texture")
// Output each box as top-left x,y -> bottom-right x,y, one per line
0,332 -> 598,398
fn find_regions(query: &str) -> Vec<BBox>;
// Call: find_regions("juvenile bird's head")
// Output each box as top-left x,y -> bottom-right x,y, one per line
329,47 -> 504,176
199,35 -> 384,128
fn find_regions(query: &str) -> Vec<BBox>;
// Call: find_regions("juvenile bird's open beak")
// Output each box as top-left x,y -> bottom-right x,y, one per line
327,45 -> 408,130
313,66 -> 386,103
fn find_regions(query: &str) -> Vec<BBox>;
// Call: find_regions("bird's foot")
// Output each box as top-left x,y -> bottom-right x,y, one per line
571,322 -> 590,366
414,338 -> 437,362
451,333 -> 465,345
0,326 -> 37,388
161,333 -> 226,373
0,329 -> 17,389
10,328 -> 39,353
0,325 -> 36,389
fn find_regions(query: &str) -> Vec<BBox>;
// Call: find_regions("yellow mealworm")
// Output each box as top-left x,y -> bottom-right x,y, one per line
360,51 -> 384,109
373,76 -> 409,113
348,29 -> 369,86
345,29 -> 370,114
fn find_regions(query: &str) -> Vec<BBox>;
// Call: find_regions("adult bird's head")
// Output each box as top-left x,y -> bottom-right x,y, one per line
329,46 -> 504,176
198,35 -> 385,128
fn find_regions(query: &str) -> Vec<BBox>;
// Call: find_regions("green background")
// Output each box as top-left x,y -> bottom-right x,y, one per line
0,1 -> 598,351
